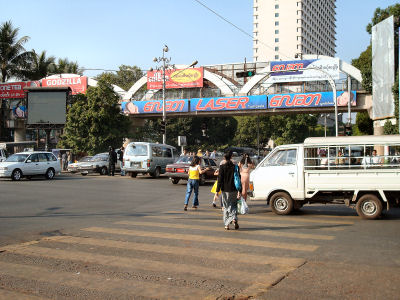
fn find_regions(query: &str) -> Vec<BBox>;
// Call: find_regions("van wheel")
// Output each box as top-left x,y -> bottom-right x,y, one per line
151,167 -> 160,178
130,172 -> 137,178
45,168 -> 55,180
270,192 -> 294,215
356,194 -> 382,219
11,169 -> 22,181
171,178 -> 180,184
199,174 -> 206,185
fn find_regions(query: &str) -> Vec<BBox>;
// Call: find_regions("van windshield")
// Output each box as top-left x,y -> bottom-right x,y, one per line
126,144 -> 148,156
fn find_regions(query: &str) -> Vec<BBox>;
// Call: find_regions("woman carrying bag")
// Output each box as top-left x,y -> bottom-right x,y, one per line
216,151 -> 241,230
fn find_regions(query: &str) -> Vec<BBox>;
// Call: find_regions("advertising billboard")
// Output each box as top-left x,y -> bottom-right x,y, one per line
0,81 -> 39,99
268,91 -> 356,109
147,67 -> 203,90
27,91 -> 67,124
121,99 -> 189,114
372,16 -> 395,119
190,95 -> 267,112
41,76 -> 87,95
269,58 -> 340,83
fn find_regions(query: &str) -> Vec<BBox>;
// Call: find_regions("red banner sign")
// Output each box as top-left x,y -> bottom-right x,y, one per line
0,81 -> 39,99
42,76 -> 88,95
147,67 -> 203,90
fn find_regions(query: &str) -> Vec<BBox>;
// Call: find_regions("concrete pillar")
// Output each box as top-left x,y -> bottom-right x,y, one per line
13,120 -> 26,142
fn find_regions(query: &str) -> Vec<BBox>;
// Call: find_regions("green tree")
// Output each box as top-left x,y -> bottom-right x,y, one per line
54,57 -> 82,75
58,79 -> 131,155
96,65 -> 144,91
351,45 -> 372,93
19,50 -> 56,80
354,111 -> 373,135
0,20 -> 33,82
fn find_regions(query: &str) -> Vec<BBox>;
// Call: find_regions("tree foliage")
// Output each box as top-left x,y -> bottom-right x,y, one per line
0,20 -> 33,82
366,4 -> 400,34
58,79 -> 131,155
95,65 -> 144,91
19,50 -> 56,80
54,58 -> 82,75
354,111 -> 373,135
351,45 -> 372,93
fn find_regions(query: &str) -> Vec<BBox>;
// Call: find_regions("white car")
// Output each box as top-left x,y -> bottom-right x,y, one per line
68,156 -> 92,173
0,151 -> 61,181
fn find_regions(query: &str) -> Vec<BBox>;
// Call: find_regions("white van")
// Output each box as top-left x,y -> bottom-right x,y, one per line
123,142 -> 178,178
249,135 -> 400,219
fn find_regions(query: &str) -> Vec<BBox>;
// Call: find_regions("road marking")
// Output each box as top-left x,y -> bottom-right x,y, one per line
0,261 -> 211,300
81,226 -> 319,251
3,245 -> 264,285
0,288 -> 47,300
143,214 -> 346,231
44,235 -> 305,268
166,210 -> 355,225
116,220 -> 335,240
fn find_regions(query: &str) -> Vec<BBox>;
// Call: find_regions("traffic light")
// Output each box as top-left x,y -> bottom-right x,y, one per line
345,124 -> 352,136
160,120 -> 166,134
236,70 -> 256,78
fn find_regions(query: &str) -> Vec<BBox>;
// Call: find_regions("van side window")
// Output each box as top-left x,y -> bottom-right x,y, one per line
162,147 -> 172,158
152,146 -> 162,157
38,153 -> 48,162
29,154 -> 39,162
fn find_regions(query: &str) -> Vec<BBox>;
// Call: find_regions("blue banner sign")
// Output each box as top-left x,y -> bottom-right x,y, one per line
191,95 -> 267,112
268,91 -> 357,109
121,99 -> 189,114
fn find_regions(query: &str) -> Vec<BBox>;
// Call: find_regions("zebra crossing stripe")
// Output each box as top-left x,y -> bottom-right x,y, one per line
81,226 -> 319,251
165,210 -> 355,225
44,235 -> 306,268
116,220 -> 335,240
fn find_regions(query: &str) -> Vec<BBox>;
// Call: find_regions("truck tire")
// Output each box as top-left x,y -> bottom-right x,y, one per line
356,194 -> 382,220
270,192 -> 294,215
130,172 -> 137,178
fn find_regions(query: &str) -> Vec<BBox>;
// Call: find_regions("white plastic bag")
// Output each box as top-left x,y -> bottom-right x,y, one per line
237,197 -> 249,215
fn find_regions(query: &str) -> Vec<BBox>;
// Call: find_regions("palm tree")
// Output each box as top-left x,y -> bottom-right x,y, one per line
55,58 -> 82,75
20,50 -> 56,80
0,20 -> 33,82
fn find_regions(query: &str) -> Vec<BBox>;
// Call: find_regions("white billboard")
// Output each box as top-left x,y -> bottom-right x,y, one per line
372,16 -> 395,119
268,58 -> 340,83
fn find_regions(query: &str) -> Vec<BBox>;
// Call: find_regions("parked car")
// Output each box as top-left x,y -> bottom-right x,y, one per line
0,151 -> 61,181
67,156 -> 92,173
78,153 -> 120,176
165,156 -> 218,185
123,142 -> 178,178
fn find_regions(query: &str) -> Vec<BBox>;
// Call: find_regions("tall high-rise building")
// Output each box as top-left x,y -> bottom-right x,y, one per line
253,0 -> 336,62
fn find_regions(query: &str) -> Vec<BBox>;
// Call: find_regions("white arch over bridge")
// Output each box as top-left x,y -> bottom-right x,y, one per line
122,64 -> 238,101
238,55 -> 362,96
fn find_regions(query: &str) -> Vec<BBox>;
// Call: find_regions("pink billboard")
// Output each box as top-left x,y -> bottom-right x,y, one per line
41,76 -> 87,95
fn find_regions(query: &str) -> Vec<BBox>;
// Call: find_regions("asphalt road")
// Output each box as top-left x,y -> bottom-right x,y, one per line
0,173 -> 399,299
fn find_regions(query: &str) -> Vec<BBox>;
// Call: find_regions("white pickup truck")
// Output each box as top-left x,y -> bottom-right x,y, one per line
249,135 -> 400,219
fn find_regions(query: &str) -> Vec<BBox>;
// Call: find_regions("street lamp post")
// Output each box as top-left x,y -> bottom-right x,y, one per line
153,45 -> 170,144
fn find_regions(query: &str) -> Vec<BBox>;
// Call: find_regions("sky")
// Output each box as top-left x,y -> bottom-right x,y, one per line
1,0 -> 399,78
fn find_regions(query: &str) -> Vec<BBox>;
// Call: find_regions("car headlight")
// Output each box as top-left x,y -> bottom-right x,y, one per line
0,167 -> 8,171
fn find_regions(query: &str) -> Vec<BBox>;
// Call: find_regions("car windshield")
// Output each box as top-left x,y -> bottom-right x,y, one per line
126,144 -> 148,156
175,156 -> 193,164
6,154 -> 29,162
91,155 -> 107,162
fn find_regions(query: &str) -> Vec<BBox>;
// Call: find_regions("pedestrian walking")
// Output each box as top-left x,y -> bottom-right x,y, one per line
216,151 -> 240,230
117,146 -> 125,176
211,157 -> 226,208
184,156 -> 210,211
61,152 -> 68,171
238,153 -> 254,202
210,149 -> 217,159
108,146 -> 117,176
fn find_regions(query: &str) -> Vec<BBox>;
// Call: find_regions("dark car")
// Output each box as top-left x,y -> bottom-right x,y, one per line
165,156 -> 218,185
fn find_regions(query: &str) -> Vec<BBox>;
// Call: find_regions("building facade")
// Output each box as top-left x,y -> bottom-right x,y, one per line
253,0 -> 336,62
